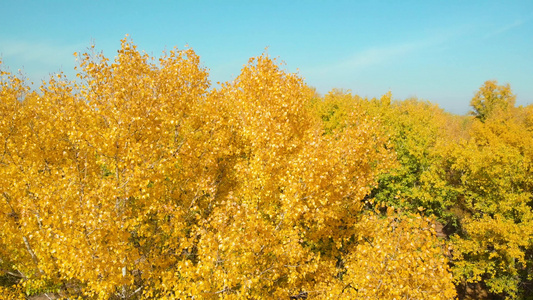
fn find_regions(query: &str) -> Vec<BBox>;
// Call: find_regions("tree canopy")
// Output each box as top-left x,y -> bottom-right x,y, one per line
1,38 -> 531,299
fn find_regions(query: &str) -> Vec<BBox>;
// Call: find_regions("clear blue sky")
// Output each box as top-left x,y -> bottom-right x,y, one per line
1,0 -> 532,114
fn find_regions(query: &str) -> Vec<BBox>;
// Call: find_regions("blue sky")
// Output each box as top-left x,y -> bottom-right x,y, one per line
1,0 -> 532,114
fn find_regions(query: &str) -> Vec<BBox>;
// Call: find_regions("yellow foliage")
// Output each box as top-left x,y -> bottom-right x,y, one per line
334,212 -> 456,299
443,85 -> 533,298
470,80 -> 516,122
0,38 -> 456,299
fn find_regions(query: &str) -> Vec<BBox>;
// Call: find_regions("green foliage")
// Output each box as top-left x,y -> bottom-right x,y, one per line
366,98 -> 461,224
314,81 -> 533,299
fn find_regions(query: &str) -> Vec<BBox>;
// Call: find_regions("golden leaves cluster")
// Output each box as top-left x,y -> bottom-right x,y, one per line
0,38 -> 455,299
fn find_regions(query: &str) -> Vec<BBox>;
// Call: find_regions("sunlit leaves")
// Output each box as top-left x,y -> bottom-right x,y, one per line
339,212 -> 456,299
0,39 -> 457,299
470,80 -> 516,122
445,110 -> 533,297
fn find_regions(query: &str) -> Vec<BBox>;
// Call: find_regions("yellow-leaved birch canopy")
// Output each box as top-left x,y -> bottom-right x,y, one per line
0,38 -> 463,299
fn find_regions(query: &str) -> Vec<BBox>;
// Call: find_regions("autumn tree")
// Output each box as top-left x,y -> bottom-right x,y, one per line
470,80 -> 516,122
0,38 -> 213,298
408,82 -> 532,298
0,38 -> 457,299
336,210 -> 456,299
447,117 -> 533,298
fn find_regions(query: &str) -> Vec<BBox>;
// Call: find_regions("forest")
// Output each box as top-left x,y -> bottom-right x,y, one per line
1,37 -> 532,299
